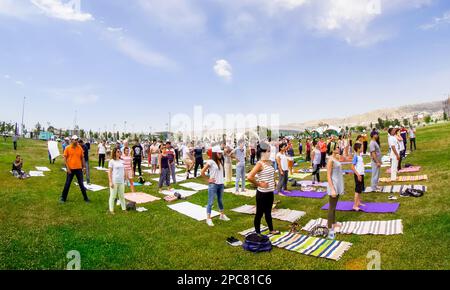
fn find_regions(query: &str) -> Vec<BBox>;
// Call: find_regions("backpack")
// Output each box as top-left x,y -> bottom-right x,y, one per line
242,234 -> 272,253
309,225 -> 329,238
403,188 -> 424,197
126,201 -> 137,211
138,176 -> 146,184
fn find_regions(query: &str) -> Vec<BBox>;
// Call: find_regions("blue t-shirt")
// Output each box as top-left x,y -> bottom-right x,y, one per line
352,154 -> 365,175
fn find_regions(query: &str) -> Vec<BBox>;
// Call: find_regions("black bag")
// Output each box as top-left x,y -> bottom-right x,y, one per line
242,234 -> 272,253
309,225 -> 329,238
404,188 -> 424,197
138,176 -> 145,184
126,201 -> 137,211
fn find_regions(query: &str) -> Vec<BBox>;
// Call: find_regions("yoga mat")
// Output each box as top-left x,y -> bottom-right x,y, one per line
302,218 -> 403,235
365,184 -> 427,193
232,205 -> 305,222
386,166 -> 421,174
239,228 -> 352,261
343,169 -> 372,174
152,174 -> 188,183
295,180 -> 328,187
379,175 -> 428,183
160,189 -> 198,198
74,182 -> 107,192
291,173 -> 311,179
321,201 -> 399,213
179,182 -> 209,191
94,167 -> 109,171
36,166 -> 51,172
224,188 -> 257,197
29,171 -> 45,177
124,192 -> 161,204
167,202 -> 219,221
276,190 -> 326,199
48,141 -> 60,160
365,164 -> 389,168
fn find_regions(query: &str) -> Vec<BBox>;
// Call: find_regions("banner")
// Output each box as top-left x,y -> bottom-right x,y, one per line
48,141 -> 60,160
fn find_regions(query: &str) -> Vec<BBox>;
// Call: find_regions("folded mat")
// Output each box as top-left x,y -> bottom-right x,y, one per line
160,189 -> 198,198
343,169 -> 372,174
365,163 -> 389,168
386,166 -> 421,174
290,172 -> 311,179
232,205 -> 305,223
29,171 -> 45,177
295,180 -> 328,187
74,182 -> 107,192
321,201 -> 399,213
239,227 -> 352,261
35,166 -> 51,172
379,175 -> 428,183
179,182 -> 209,191
124,192 -> 161,204
167,201 -> 219,221
224,188 -> 257,197
275,190 -> 327,199
302,218 -> 403,235
365,184 -> 427,193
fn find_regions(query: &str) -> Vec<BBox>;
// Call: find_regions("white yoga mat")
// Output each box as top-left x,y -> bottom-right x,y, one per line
160,189 -> 198,198
94,167 -> 109,171
224,188 -> 257,197
124,192 -> 161,204
35,166 -> 51,172
74,182 -> 107,192
167,202 -> 219,221
179,182 -> 209,191
152,174 -> 188,183
29,171 -> 45,177
48,141 -> 60,160
144,168 -> 182,174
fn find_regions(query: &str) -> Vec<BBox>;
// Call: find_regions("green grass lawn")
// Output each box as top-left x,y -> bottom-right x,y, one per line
1,123 -> 449,270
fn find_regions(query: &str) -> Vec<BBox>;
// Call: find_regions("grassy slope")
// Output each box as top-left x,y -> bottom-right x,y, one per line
0,123 -> 449,270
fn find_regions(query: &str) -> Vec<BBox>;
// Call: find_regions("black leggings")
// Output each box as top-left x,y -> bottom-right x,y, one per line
133,157 -> 142,176
98,154 -> 106,168
254,191 -> 274,234
327,195 -> 340,228
194,158 -> 203,177
312,164 -> 321,183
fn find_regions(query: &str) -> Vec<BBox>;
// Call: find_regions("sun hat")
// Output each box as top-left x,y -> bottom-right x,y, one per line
212,145 -> 223,153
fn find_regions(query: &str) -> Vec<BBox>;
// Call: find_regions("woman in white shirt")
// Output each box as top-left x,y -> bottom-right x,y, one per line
97,140 -> 107,168
201,146 -> 230,227
108,148 -> 126,214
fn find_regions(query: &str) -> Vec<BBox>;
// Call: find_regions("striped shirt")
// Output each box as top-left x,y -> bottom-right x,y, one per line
256,161 -> 275,193
121,155 -> 133,170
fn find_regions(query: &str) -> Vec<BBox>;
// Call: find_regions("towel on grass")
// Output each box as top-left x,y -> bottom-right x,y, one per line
74,182 -> 107,192
232,205 -> 305,223
365,184 -> 427,193
239,227 -> 352,261
160,189 -> 198,198
295,180 -> 328,187
168,202 -> 219,221
291,173 -> 311,179
379,175 -> 428,183
321,201 -> 399,213
275,190 -> 326,199
302,218 -> 403,235
386,166 -> 421,174
29,171 -> 45,177
224,188 -> 257,197
124,192 -> 161,204
179,182 -> 209,191
35,166 -> 51,172
94,167 -> 109,171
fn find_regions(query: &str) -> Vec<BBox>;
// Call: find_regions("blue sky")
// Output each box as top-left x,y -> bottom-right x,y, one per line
1,0 -> 450,133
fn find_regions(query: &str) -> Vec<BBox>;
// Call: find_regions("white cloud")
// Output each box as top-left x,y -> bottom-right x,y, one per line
0,0 -> 36,19
15,80 -> 25,86
49,87 -> 100,105
31,0 -> 94,22
214,59 -> 233,82
420,10 -> 450,30
4,74 -> 10,79
107,27 -> 123,33
73,94 -> 99,104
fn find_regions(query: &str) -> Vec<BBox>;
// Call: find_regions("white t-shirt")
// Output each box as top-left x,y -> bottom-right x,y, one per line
109,159 -> 125,184
182,145 -> 191,159
269,145 -> 276,162
409,129 -> 416,138
276,152 -> 289,171
98,144 -> 106,154
352,155 -> 365,175
206,160 -> 224,185
388,135 -> 400,158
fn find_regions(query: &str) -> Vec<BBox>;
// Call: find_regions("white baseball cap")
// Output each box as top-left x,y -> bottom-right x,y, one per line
212,145 -> 223,153
71,135 -> 79,140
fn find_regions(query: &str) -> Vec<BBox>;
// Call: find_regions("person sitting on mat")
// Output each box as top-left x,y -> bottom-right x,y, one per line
351,143 -> 365,211
12,155 -> 30,179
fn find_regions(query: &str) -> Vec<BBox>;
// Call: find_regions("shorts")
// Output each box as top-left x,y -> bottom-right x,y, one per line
151,154 -> 158,165
354,174 -> 365,193
183,158 -> 193,166
125,169 -> 134,179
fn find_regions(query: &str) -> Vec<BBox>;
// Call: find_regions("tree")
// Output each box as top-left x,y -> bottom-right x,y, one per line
403,119 -> 409,126
444,112 -> 448,121
424,115 -> 432,124
80,129 -> 85,139
35,122 -> 42,137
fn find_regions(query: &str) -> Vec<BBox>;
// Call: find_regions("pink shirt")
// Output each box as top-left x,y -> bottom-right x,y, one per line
121,155 -> 132,170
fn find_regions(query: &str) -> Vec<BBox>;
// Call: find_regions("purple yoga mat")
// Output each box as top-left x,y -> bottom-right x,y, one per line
321,201 -> 400,213
275,190 -> 327,199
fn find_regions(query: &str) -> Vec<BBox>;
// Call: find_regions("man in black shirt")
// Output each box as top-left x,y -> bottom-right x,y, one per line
132,140 -> 143,177
193,143 -> 204,178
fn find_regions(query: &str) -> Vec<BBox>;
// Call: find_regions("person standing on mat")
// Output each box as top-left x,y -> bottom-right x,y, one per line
223,145 -> 233,184
298,139 -> 303,156
369,131 -> 382,191
232,142 -> 247,194
396,128 -> 405,170
121,147 -> 135,193
276,143 -> 290,194
158,146 -> 172,193
60,135 -> 90,204
166,141 -> 177,184
326,145 -> 344,240
351,143 -> 365,211
201,145 -> 230,227
149,140 -> 159,174
108,147 -> 126,214
97,140 -> 107,168
305,138 -> 311,162
132,140 -> 143,177
409,126 -> 416,151
311,141 -> 321,185
388,127 -> 400,182
318,137 -> 327,168
247,141 -> 279,235
79,139 -> 91,185
193,142 -> 204,178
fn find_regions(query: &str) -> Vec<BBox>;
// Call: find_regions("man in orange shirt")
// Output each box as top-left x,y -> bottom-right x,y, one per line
318,137 -> 327,168
60,135 -> 90,203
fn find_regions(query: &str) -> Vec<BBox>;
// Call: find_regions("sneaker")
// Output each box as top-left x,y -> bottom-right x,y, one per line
85,199 -> 91,203
206,219 -> 214,227
327,230 -> 336,240
220,215 -> 230,221
389,195 -> 398,200
59,199 -> 66,204
116,200 -> 121,206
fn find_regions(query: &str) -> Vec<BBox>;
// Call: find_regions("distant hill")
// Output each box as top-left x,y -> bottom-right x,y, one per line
282,100 -> 445,130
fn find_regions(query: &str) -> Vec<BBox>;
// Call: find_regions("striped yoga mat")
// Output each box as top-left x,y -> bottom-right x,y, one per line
379,175 -> 428,183
365,184 -> 427,193
232,205 -> 306,223
239,227 -> 352,261
302,218 -> 403,235
386,166 -> 421,174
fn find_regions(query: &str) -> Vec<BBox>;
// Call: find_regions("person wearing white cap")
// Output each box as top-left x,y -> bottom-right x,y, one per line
60,135 -> 90,203
231,141 -> 247,194
388,127 -> 400,181
201,145 -> 230,226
